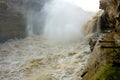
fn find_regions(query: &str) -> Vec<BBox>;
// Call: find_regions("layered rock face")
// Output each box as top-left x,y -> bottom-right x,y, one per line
0,1 -> 26,43
82,0 -> 120,80
0,0 -> 50,43
5,0 -> 50,12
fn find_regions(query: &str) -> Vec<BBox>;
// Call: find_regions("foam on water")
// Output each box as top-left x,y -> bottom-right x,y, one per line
0,36 -> 90,80
0,0 -> 96,80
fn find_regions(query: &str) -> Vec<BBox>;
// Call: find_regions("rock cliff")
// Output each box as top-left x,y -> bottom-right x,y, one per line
82,0 -> 120,80
0,1 -> 26,42
0,0 -> 50,43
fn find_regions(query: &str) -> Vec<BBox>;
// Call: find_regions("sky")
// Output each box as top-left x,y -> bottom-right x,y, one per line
64,0 -> 100,12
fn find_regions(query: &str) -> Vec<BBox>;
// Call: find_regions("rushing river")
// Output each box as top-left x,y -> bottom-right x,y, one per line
0,35 -> 90,80
0,0 -> 96,80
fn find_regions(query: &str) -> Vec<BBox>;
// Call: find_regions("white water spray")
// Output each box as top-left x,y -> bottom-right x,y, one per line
0,0 -> 98,80
26,0 -> 94,41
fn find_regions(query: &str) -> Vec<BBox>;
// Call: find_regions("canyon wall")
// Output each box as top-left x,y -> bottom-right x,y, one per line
0,1 -> 26,42
82,0 -> 120,80
0,0 -> 49,43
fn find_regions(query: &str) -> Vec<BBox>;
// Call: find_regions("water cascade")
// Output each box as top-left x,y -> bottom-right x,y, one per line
26,0 -> 93,40
0,0 -> 98,80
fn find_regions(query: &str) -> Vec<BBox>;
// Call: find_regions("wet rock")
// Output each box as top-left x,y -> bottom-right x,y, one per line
0,1 -> 8,13
82,0 -> 120,80
0,13 -> 26,43
99,0 -> 108,10
82,32 -> 120,80
0,1 -> 26,43
6,0 -> 51,12
89,33 -> 99,52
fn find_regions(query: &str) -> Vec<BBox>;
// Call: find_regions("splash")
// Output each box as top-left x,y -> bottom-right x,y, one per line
0,0 -> 98,80
0,36 -> 90,80
25,0 -> 94,41
43,0 -> 92,41
6,0 -> 96,40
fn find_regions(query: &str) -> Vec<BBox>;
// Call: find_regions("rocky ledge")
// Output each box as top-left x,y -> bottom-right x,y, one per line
82,0 -> 120,80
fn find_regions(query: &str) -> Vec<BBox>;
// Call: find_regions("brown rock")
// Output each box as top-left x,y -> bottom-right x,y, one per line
82,0 -> 120,80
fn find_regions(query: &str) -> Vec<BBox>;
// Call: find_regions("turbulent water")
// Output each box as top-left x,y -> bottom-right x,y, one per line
0,0 -> 95,80
0,35 -> 90,80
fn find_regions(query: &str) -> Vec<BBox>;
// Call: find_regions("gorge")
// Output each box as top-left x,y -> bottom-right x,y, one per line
0,0 -> 120,80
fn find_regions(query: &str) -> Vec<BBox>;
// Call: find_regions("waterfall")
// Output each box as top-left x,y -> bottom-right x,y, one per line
25,0 -> 94,41
0,0 -> 99,80
43,0 -> 91,41
26,11 -> 34,36
85,10 -> 104,35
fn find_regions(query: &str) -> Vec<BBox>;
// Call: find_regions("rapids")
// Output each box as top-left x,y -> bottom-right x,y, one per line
0,0 -> 98,80
0,36 -> 90,80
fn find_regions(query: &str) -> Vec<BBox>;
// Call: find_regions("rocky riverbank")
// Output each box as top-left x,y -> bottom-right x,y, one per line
82,0 -> 120,80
